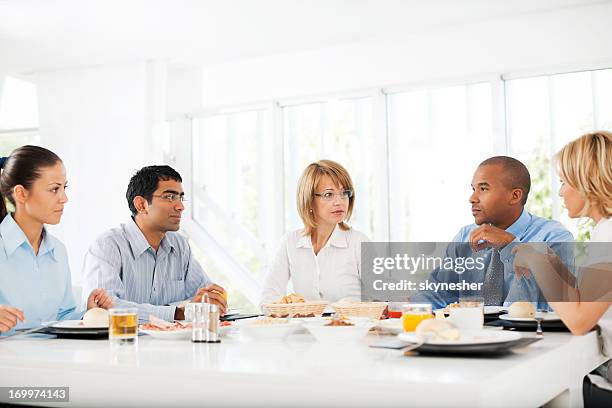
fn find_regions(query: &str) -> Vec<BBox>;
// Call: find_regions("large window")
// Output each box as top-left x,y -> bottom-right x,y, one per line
191,110 -> 273,311
387,82 -> 495,241
0,76 -> 40,155
506,68 -> 612,239
186,66 -> 611,303
282,97 -> 383,240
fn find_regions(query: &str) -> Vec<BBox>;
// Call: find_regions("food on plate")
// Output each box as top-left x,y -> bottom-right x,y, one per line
415,319 -> 460,341
274,293 -> 306,304
82,307 -> 109,327
251,317 -> 290,325
325,318 -> 354,327
441,303 -> 460,314
508,301 -> 536,318
140,322 -> 191,331
270,312 -> 316,318
140,315 -> 191,331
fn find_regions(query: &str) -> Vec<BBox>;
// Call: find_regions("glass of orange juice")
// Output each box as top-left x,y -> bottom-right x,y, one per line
402,303 -> 433,332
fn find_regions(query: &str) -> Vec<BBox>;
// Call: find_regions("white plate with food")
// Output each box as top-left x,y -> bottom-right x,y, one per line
399,329 -> 521,346
303,318 -> 375,343
139,320 -> 192,339
52,320 -> 108,330
435,305 -> 506,315
373,318 -> 403,334
140,328 -> 192,339
499,313 -> 561,322
237,317 -> 302,341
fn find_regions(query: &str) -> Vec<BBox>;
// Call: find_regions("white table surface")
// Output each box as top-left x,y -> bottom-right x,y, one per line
0,327 -> 608,408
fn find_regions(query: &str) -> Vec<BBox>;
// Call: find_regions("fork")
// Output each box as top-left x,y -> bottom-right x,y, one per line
0,321 -> 57,341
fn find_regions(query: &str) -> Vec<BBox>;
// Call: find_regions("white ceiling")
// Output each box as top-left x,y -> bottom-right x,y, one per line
1,0 -> 609,74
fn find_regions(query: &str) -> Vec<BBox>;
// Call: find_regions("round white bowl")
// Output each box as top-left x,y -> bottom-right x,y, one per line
237,319 -> 302,341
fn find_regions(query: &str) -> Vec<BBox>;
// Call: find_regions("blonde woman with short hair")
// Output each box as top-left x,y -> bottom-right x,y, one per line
261,160 -> 369,304
513,131 -> 612,401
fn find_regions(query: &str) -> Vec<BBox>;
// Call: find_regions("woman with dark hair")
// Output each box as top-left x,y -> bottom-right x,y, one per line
0,146 -> 112,334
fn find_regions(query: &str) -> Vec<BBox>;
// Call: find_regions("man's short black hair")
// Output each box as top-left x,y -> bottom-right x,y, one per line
126,165 -> 183,216
479,156 -> 531,205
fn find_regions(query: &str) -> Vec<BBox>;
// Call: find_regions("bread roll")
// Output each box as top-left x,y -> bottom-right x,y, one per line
83,307 -> 109,327
508,301 -> 536,318
416,319 -> 460,341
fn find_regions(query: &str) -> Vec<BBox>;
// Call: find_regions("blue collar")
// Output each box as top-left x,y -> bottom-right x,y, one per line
0,213 -> 58,260
125,217 -> 175,258
505,208 -> 531,239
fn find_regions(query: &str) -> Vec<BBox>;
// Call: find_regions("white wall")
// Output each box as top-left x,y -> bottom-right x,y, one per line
198,2 -> 612,108
36,62 -> 157,284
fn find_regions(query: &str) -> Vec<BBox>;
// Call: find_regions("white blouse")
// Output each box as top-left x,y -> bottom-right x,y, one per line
260,225 -> 370,305
587,218 -> 612,388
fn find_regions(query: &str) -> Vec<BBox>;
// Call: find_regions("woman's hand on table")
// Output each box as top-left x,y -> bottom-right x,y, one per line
0,305 -> 24,333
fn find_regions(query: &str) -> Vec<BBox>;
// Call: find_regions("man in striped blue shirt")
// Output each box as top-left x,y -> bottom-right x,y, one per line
82,165 -> 227,322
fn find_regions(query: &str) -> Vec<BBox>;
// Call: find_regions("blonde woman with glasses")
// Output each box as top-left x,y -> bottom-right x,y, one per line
513,131 -> 612,404
261,160 -> 370,304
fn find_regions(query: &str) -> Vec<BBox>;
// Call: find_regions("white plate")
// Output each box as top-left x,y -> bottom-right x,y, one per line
303,319 -> 375,343
374,319 -> 403,334
398,329 -> 521,346
484,306 -> 507,315
499,313 -> 561,322
435,306 -> 506,315
140,328 -> 192,340
52,320 -> 108,329
237,319 -> 302,341
141,324 -> 234,339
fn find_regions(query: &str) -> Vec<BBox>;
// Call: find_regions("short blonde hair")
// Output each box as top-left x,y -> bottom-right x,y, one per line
296,160 -> 355,236
556,131 -> 612,219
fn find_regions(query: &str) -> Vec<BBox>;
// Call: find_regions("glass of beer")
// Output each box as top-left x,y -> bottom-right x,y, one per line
108,308 -> 138,344
402,303 -> 433,332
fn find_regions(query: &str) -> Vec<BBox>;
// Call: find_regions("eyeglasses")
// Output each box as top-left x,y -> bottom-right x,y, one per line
314,190 -> 353,201
152,193 -> 188,203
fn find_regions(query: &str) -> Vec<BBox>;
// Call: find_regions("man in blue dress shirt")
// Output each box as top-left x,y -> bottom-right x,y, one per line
412,156 -> 573,309
82,165 -> 227,322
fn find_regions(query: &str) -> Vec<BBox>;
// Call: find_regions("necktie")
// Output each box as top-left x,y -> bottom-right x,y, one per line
483,249 -> 504,306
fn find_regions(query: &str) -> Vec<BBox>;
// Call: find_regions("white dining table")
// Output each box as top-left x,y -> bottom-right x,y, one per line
0,327 -> 608,408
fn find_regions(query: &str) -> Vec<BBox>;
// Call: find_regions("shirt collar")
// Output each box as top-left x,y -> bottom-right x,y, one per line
296,224 -> 349,249
505,208 -> 531,238
0,213 -> 58,260
125,217 -> 175,258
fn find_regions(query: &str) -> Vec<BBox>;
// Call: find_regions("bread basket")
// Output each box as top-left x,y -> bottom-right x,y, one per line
262,301 -> 328,317
332,301 -> 388,320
